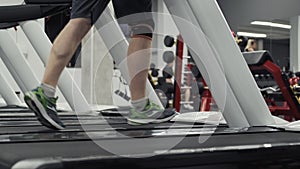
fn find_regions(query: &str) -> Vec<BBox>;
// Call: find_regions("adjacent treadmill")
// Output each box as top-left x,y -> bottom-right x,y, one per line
1,1 -> 300,169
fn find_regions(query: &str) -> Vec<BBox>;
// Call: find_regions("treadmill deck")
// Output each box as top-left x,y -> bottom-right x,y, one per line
1,108 -> 300,169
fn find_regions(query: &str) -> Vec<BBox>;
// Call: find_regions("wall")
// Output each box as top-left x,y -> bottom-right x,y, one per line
81,28 -> 114,106
216,0 -> 293,71
263,39 -> 290,70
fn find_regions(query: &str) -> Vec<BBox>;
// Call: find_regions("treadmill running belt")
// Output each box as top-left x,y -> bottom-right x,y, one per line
1,109 -> 300,169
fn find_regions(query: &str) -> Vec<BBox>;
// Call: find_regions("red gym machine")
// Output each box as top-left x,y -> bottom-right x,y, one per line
169,35 -> 300,120
244,51 -> 300,120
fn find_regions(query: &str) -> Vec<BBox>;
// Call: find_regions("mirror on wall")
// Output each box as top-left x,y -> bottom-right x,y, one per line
216,0 -> 300,72
236,18 -> 291,70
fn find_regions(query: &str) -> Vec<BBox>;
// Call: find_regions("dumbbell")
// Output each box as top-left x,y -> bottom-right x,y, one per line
150,63 -> 159,77
164,35 -> 175,47
163,51 -> 175,64
289,77 -> 300,86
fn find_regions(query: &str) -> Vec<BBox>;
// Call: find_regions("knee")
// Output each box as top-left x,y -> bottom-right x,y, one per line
51,39 -> 75,60
51,18 -> 91,59
130,19 -> 155,40
51,44 -> 72,60
69,18 -> 92,30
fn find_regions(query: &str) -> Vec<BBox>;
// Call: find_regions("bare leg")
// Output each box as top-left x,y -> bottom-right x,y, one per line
24,18 -> 92,130
127,37 -> 152,101
126,37 -> 177,125
42,18 -> 91,87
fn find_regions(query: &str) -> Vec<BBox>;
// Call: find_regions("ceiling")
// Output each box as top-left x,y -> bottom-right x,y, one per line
238,19 -> 290,40
0,0 -> 298,40
217,0 -> 300,40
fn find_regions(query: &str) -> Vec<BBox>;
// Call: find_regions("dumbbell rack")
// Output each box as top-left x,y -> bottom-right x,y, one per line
181,59 -> 194,106
168,36 -> 203,112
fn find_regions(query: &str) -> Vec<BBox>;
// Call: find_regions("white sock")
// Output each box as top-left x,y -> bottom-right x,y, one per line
41,83 -> 56,98
131,97 -> 149,111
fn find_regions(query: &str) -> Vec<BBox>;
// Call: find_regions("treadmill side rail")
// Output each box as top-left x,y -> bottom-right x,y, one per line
164,0 -> 275,127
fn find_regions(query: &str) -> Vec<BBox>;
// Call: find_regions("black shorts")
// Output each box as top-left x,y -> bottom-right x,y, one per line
71,0 -> 153,27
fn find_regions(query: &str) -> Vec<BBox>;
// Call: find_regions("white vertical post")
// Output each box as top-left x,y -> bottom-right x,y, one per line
290,16 -> 300,72
164,0 -> 275,127
93,7 -> 164,108
20,21 -> 91,113
257,39 -> 264,51
81,27 -> 114,105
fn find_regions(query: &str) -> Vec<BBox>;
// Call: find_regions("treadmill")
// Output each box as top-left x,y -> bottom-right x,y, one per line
1,1 -> 300,169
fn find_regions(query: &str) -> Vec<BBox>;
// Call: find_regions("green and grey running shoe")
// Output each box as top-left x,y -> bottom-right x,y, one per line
24,87 -> 65,130
127,100 -> 177,125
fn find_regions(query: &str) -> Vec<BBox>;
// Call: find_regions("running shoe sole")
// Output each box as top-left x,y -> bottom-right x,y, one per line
24,92 -> 64,130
